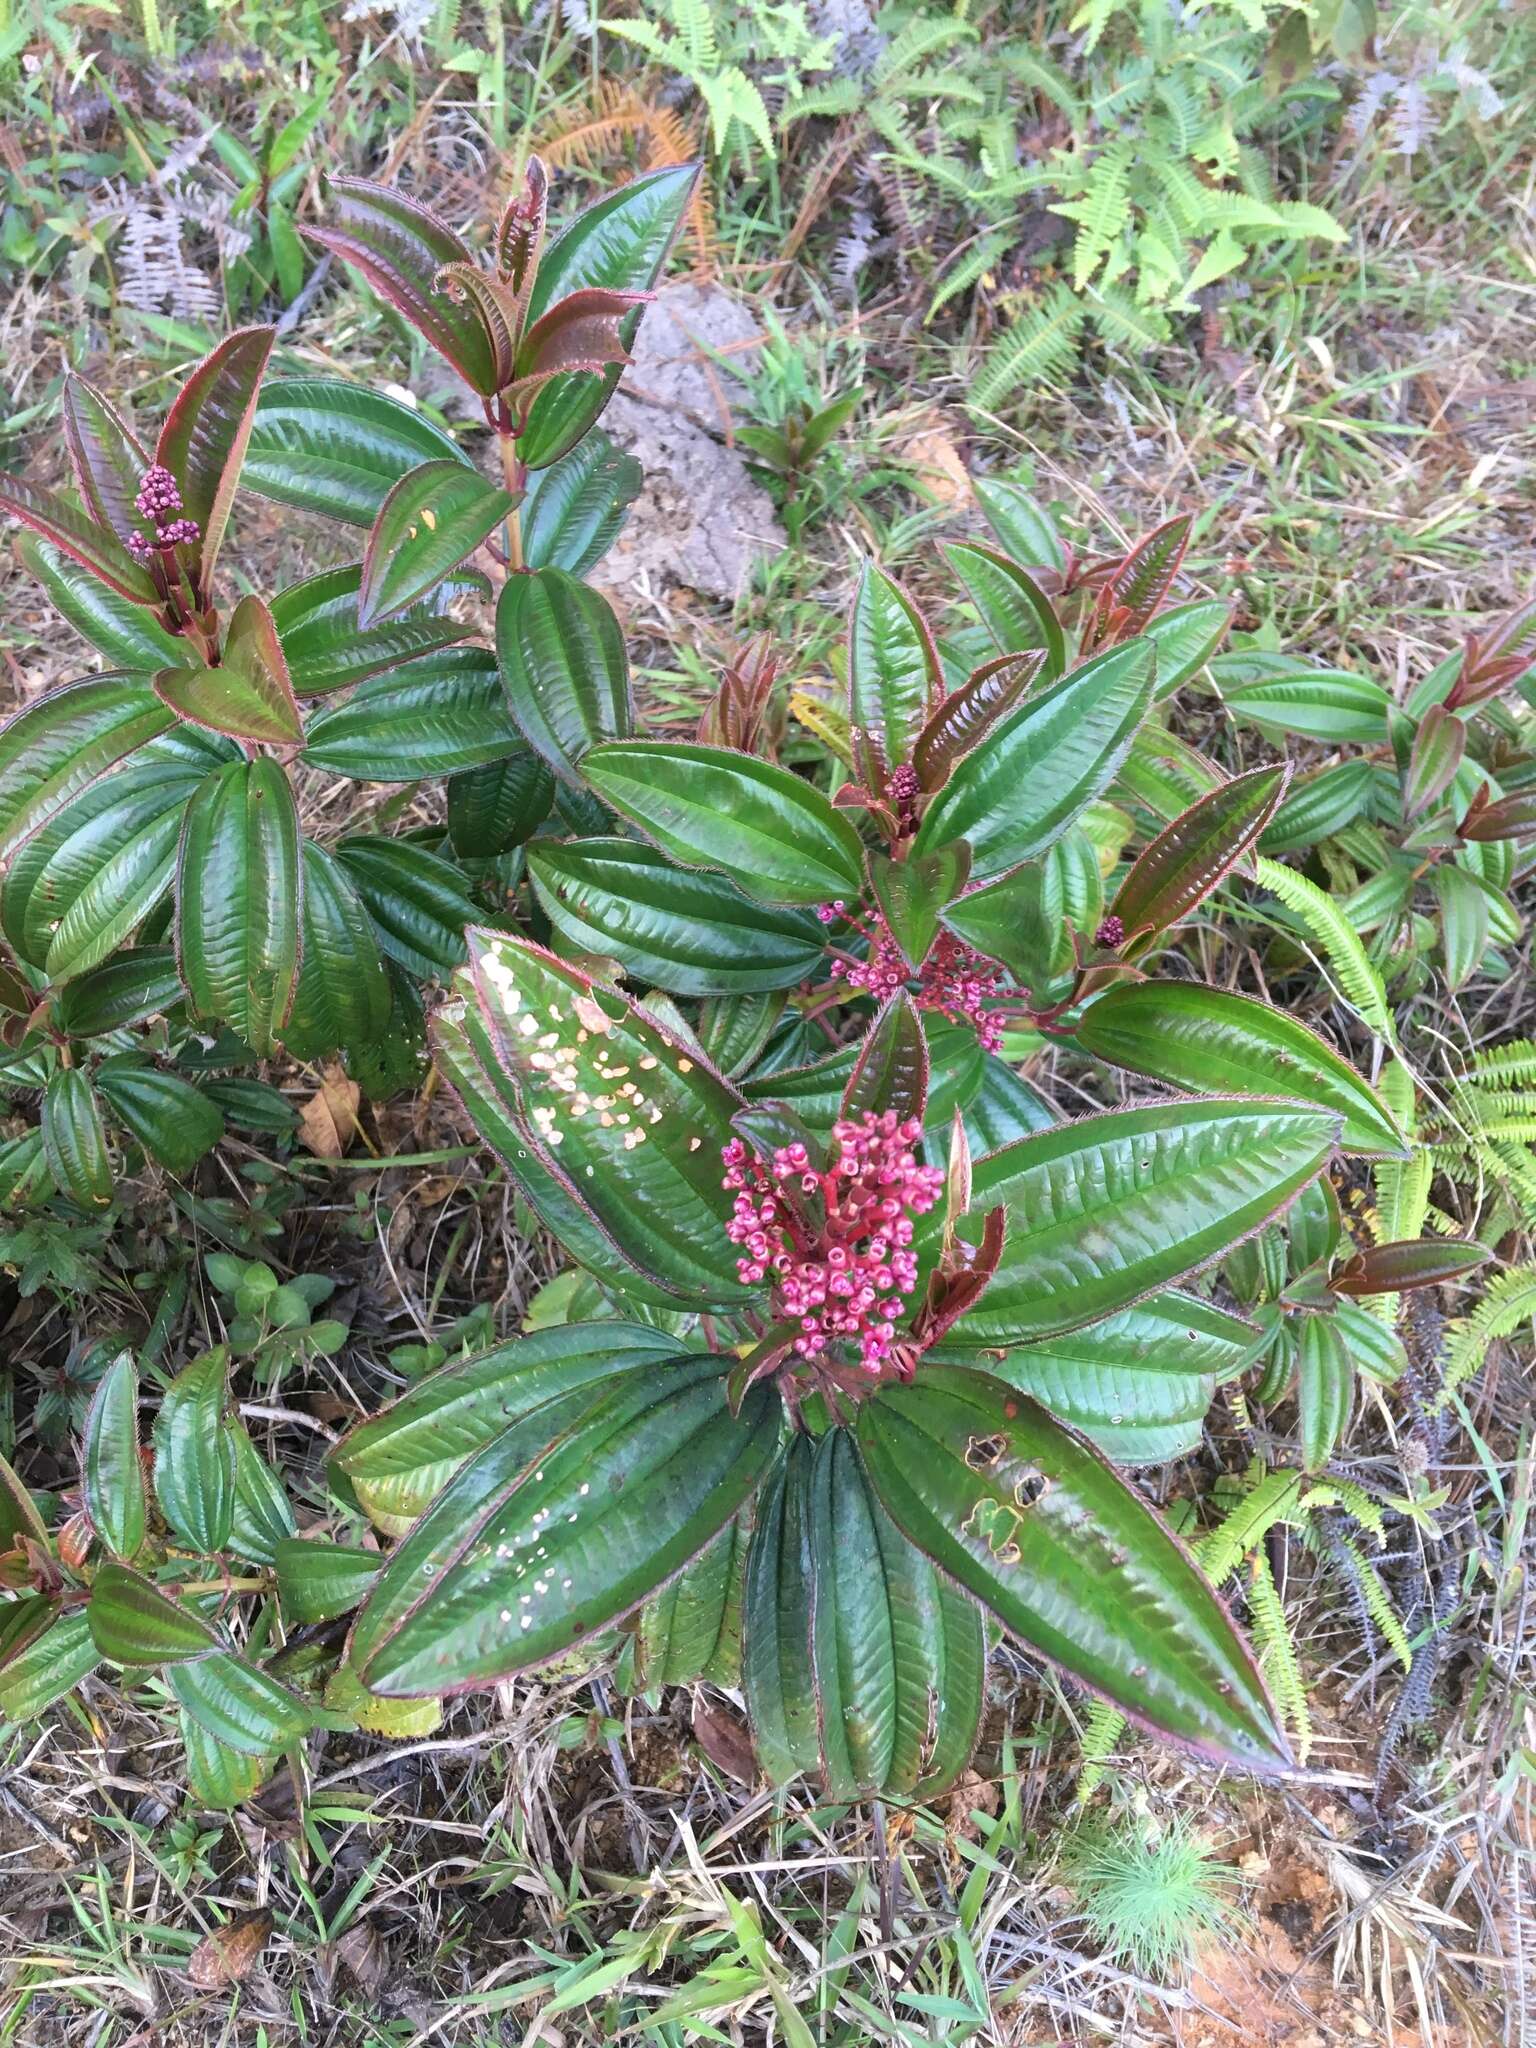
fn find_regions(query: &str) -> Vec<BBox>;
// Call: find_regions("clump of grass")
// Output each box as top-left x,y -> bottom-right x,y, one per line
1059,1814 -> 1244,1980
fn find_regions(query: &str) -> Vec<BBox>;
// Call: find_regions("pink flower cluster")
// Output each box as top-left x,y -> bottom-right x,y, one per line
816,901 -> 1011,1052
722,1111 -> 944,1373
125,464 -> 200,561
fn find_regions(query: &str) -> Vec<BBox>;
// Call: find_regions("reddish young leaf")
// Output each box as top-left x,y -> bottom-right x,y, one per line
1402,703 -> 1466,820
0,474 -> 158,604
304,178 -> 498,395
504,286 -> 654,416
911,651 -> 1045,792
1103,513 -> 1192,635
1459,786 -> 1536,844
1329,1239 -> 1491,1297
155,327 -> 276,590
1112,762 -> 1289,952
154,594 -> 304,745
62,375 -> 151,538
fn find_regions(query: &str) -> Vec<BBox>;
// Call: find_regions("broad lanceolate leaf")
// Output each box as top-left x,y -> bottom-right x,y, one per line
1295,1313 -> 1351,1472
1214,660 -> 1391,745
333,835 -> 474,981
62,374 -> 150,536
1259,757 -> 1378,854
519,429 -> 642,576
88,1562 -> 223,1665
0,473 -> 158,604
350,1359 -> 779,1695
633,1514 -> 747,1688
331,1322 -> 681,1532
941,540 -> 1066,679
82,1353 -> 146,1561
359,461 -> 516,627
282,843 -> 391,1064
867,846 -> 970,970
0,1451 -> 48,1554
58,948 -> 184,1037
806,1429 -> 985,1799
41,1068 -> 113,1208
176,759 -> 302,1056
0,676 -> 174,864
1111,764 -> 1287,951
528,838 -> 825,995
743,1440 -> 820,1782
438,930 -> 753,1305
228,1425 -> 297,1565
26,766 -> 196,981
170,1652 -> 314,1754
858,1368 -> 1290,1771
95,1060 -> 224,1174
272,564 -> 475,697
1329,1238 -> 1490,1297
447,750 -> 554,858
516,164 -> 701,469
584,742 -> 863,907
912,639 -> 1154,879
155,327 -> 275,589
0,1610 -> 98,1720
1076,983 -> 1406,1158
1145,600 -> 1230,700
20,537 -> 183,672
154,595 -> 303,744
180,1719 -> 274,1807
152,1347 -> 236,1555
911,653 -> 1044,793
847,564 -> 942,768
496,567 -> 631,781
974,477 -> 1066,573
957,1292 -> 1255,1464
302,648 -> 522,780
275,1539 -> 381,1625
946,1099 -> 1340,1345
1402,703 -> 1466,820
1099,513 -> 1190,636
245,379 -> 472,525
304,179 -> 497,393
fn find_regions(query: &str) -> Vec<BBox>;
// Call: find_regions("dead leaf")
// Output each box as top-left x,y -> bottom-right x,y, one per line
187,1909 -> 273,1988
297,1065 -> 361,1158
906,421 -> 971,507
691,1696 -> 757,1786
331,1920 -> 390,1994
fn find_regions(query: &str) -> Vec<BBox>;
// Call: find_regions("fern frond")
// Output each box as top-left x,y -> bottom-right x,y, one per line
1198,1466 -> 1306,1584
1052,138 -> 1133,289
927,229 -> 1013,319
1327,1529 -> 1413,1669
1442,1265 -> 1536,1400
972,285 -> 1085,407
1248,1549 -> 1311,1761
1470,1039 -> 1536,1087
1076,1699 -> 1128,1801
1254,856 -> 1397,1043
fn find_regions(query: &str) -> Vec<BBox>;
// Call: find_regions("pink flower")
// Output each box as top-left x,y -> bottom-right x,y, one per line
125,464 -> 200,560
1094,914 -> 1125,950
819,901 -> 1011,1051
722,1111 -> 944,1374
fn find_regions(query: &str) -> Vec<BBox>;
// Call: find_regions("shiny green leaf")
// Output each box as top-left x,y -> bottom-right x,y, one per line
41,1068 -> 113,1208
82,1353 -> 146,1560
88,1563 -> 222,1665
303,647 -> 522,780
496,567 -> 631,782
152,1347 -> 236,1554
95,1060 -> 223,1175
170,1650 -> 314,1754
0,675 -> 174,865
175,758 -> 302,1055
847,563 -> 942,767
272,562 -> 475,696
359,460 -> 516,626
245,378 -> 472,525
520,428 -> 642,575
333,834 -> 474,981
154,594 -> 303,745
282,841 -> 392,1063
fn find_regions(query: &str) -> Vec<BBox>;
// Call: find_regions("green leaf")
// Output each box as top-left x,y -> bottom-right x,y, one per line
528,838 -> 825,995
1215,660 -> 1391,745
61,373 -> 150,537
276,1538 -> 381,1624
181,1717 -> 273,1806
331,1321 -> 681,1531
437,930 -> 753,1306
272,563 -> 475,696
810,1429 -> 985,1799
20,537 -> 183,671
333,835 -> 474,981
0,675 -> 174,865
447,750 -> 554,858
495,567 -> 631,783
228,1424 -> 298,1564
303,177 -> 495,391
359,460 -> 516,627
517,164 -> 701,469
520,429 -> 642,575
1296,1313 -> 1351,1471
1112,764 -> 1287,949
962,1293 -> 1254,1464
743,1440 -> 821,1782
88,1562 -> 222,1665
633,1514 -> 747,1688
282,842 -> 392,1063
867,846 -> 970,971
154,594 -> 303,745
974,477 -> 1066,573
941,540 -> 1066,679
743,1018 -> 983,1138
41,1068 -> 113,1208
169,1651 -> 314,1754
0,1599 -> 64,1680
858,1368 -> 1289,1771
57,948 -> 184,1037
155,326 -> 275,587
245,378 -> 472,525
95,1060 -> 224,1175
350,1359 -> 779,1694
944,1099 -> 1340,1345
175,758 -> 302,1056
0,1452 -> 48,1555
1145,600 -> 1230,700
1431,863 -> 1490,991
1075,983 -> 1407,1158
939,858 -> 1068,992
82,1352 -> 146,1561
584,742 -> 863,907
0,472 -> 158,604
848,564 -> 943,767
1259,758 -> 1377,854
842,992 -> 929,1124
0,1610 -> 98,1721
913,640 -> 1154,879
302,647 -> 523,781
152,1347 -> 236,1554
38,782 -> 189,984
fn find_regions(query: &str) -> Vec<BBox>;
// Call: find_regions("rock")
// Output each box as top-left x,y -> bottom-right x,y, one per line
591,282 -> 785,606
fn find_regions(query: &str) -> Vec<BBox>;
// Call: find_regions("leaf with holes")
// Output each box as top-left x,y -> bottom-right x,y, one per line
359,461 -> 516,627
858,1367 -> 1289,1770
350,1359 -> 779,1695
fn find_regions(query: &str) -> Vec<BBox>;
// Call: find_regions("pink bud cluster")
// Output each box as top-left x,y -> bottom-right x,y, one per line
816,901 -> 1011,1052
722,1111 -> 944,1373
1094,914 -> 1125,950
125,464 -> 200,561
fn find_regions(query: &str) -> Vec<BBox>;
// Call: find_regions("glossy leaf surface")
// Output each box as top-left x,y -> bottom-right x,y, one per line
358,460 -> 516,626
175,759 -> 302,1056
82,1353 -> 147,1561
496,567 -> 631,781
245,379 -> 472,525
